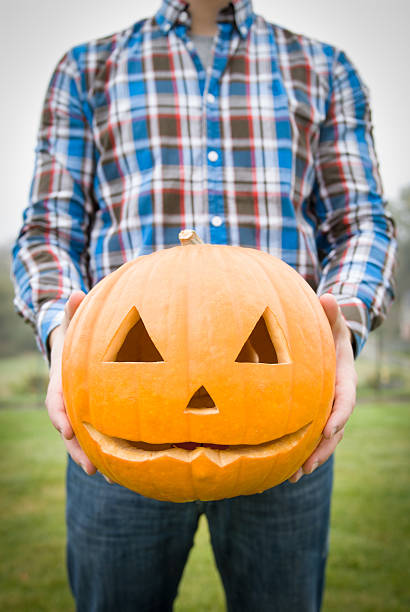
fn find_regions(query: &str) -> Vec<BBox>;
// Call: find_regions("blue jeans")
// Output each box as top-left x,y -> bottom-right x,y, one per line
66,455 -> 333,612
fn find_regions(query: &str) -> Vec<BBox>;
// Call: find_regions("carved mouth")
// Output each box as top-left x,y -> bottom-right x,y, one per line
83,422 -> 312,466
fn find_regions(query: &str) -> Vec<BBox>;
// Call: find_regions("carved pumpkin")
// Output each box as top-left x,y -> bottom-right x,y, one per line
62,231 -> 335,502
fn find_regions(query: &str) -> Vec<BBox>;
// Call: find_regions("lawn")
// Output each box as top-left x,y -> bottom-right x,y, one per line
0,352 -> 48,409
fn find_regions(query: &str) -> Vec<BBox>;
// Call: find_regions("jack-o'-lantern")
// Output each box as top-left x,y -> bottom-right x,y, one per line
62,230 -> 335,502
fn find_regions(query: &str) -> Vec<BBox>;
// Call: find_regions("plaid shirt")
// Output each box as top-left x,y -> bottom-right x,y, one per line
12,0 -> 396,356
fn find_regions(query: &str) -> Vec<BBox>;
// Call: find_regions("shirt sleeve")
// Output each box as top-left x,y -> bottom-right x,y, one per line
312,49 -> 397,356
11,49 -> 96,357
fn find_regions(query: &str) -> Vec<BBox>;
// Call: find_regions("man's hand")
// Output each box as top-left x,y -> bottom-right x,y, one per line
289,293 -> 357,483
46,291 -> 97,475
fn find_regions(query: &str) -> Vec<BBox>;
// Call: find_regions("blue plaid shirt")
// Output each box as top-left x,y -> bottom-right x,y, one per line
12,0 -> 396,356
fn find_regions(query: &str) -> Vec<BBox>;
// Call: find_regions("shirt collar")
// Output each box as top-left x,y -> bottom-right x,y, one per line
155,0 -> 254,39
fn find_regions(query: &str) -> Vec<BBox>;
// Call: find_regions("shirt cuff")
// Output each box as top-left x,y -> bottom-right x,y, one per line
36,301 -> 66,360
330,295 -> 370,357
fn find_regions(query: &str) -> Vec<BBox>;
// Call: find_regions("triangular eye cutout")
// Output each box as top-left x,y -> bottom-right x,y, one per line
103,307 -> 164,362
235,308 -> 291,364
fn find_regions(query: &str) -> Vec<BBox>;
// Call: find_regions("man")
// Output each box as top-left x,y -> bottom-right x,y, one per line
12,0 -> 396,610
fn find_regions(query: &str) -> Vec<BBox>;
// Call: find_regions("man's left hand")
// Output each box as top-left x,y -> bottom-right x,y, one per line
289,293 -> 357,483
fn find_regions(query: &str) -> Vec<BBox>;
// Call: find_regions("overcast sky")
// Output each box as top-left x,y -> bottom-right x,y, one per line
1,0 -> 409,244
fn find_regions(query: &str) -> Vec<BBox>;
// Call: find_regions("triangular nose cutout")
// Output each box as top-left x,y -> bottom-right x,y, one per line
184,386 -> 219,414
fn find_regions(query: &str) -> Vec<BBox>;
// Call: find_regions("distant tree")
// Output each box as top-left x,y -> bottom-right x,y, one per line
391,186 -> 410,301
393,187 -> 410,345
370,186 -> 410,385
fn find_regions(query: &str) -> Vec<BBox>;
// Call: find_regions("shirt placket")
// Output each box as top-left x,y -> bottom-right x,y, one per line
175,14 -> 238,244
203,20 -> 237,245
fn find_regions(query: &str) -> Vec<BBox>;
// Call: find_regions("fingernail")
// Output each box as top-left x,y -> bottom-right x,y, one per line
80,463 -> 89,475
103,475 -> 113,484
308,461 -> 319,474
292,468 -> 303,483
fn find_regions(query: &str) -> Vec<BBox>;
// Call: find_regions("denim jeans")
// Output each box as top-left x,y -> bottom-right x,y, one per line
66,454 -> 333,612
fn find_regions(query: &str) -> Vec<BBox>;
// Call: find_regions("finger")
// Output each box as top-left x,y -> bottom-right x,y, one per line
48,291 -> 86,435
323,337 -> 357,439
302,428 -> 345,474
45,380 -> 74,439
319,293 -> 357,438
323,378 -> 356,439
63,435 -> 97,475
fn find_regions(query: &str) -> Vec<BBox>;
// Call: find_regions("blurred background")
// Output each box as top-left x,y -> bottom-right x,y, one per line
1,1 -> 409,610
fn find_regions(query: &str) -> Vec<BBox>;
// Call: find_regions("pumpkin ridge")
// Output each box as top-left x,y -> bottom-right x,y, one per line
186,245 -> 198,499
137,252 -> 169,498
239,249 -> 293,487
221,246 -> 249,496
297,281 -> 327,466
258,251 -> 333,482
138,249 -> 172,447
255,253 -> 313,485
96,263 -> 145,434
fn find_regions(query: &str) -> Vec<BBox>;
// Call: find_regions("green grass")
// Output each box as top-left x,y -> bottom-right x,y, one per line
0,402 -> 409,611
0,409 -> 70,611
323,403 -> 410,612
0,352 -> 48,408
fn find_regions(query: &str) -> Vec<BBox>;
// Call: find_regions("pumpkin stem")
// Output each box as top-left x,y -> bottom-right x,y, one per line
178,229 -> 203,246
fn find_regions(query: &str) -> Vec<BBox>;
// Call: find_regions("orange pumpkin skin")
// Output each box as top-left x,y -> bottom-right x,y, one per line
62,245 -> 335,502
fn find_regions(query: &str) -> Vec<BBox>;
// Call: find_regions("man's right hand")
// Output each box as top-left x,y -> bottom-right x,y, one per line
45,291 -> 97,475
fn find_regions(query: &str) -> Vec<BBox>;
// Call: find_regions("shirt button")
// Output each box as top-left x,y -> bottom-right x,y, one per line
208,150 -> 218,162
211,215 -> 223,227
207,93 -> 215,104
